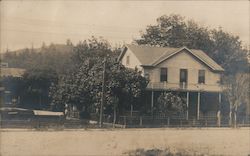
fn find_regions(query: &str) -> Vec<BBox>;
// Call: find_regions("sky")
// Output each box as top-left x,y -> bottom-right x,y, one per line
0,1 -> 249,52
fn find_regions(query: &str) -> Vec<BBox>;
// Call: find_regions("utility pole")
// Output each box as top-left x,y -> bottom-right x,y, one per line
99,58 -> 106,128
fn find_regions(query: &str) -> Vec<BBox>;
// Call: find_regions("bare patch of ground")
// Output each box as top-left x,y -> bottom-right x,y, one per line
0,128 -> 249,156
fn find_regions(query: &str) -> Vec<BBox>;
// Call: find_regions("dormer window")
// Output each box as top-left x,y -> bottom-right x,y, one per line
126,55 -> 130,65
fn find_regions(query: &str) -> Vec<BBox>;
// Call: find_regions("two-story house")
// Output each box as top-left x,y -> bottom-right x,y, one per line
118,44 -> 224,121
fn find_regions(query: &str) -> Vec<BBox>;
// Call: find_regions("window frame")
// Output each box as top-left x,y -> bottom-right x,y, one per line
144,72 -> 150,80
126,55 -> 130,65
160,68 -> 168,82
198,69 -> 205,84
180,69 -> 188,83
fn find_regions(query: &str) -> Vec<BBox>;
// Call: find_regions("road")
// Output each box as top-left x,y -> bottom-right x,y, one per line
0,128 -> 249,156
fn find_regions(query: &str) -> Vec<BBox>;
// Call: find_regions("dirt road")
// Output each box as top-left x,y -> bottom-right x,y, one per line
0,128 -> 249,156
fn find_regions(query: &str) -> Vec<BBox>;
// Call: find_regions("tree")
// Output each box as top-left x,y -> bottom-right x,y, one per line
135,14 -> 249,74
156,92 -> 186,116
20,68 -> 58,109
224,73 -> 249,127
49,37 -> 148,120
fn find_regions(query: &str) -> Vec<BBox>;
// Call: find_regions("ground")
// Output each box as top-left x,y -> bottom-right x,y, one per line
0,128 -> 249,156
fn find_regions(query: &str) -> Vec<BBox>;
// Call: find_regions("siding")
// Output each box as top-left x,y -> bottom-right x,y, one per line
147,49 -> 221,86
121,48 -> 143,71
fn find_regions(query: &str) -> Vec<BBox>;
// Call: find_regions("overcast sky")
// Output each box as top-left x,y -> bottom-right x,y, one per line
0,1 -> 249,52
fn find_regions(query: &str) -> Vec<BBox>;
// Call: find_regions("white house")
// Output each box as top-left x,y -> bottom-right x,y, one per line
118,44 -> 224,121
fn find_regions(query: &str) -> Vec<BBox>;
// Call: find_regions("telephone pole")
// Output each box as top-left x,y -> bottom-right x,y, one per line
99,58 -> 106,128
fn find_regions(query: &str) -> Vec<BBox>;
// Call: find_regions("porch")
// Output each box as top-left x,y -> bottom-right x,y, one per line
142,89 -> 223,126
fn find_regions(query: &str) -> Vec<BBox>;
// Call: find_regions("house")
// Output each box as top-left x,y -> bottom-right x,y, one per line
118,44 -> 224,121
0,63 -> 26,107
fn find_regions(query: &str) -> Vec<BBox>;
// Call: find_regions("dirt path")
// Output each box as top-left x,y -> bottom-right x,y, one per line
0,128 -> 249,156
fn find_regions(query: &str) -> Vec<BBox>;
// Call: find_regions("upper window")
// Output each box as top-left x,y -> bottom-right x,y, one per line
144,73 -> 150,80
198,70 -> 205,84
180,69 -> 188,83
160,68 -> 168,82
126,55 -> 130,65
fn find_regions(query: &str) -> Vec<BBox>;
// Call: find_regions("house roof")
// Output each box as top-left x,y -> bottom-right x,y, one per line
1,67 -> 26,77
119,44 -> 224,72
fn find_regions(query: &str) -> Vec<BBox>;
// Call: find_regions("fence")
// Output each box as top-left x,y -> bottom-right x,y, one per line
1,114 -> 249,129
116,115 -> 250,128
0,118 -> 90,129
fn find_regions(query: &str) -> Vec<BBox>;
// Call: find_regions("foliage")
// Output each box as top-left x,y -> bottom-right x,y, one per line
135,14 -> 249,74
49,37 -> 148,117
1,42 -> 74,75
156,92 -> 186,116
125,148 -> 206,156
223,73 -> 250,125
20,68 -> 58,109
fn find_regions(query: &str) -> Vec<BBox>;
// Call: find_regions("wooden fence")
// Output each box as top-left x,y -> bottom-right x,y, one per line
116,115 -> 250,128
1,115 -> 249,129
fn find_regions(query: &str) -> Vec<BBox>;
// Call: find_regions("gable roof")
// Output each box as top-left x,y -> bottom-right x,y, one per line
119,44 -> 224,72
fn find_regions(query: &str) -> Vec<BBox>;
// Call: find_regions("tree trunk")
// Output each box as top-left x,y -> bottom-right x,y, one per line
229,111 -> 232,127
234,106 -> 238,128
234,112 -> 237,128
113,106 -> 117,128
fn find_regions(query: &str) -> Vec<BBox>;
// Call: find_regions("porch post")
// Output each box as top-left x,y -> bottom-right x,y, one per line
197,92 -> 200,120
151,90 -> 154,116
130,104 -> 133,117
217,92 -> 221,127
186,92 -> 189,120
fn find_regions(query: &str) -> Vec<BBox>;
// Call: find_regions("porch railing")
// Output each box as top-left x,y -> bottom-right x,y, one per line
147,82 -> 224,92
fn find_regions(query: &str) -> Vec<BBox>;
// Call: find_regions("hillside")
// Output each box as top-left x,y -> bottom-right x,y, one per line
0,43 -> 74,74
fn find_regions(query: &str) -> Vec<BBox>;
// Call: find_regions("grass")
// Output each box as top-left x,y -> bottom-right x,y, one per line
125,148 -> 223,156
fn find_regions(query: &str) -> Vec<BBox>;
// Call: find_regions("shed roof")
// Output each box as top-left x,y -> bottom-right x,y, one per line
1,68 -> 26,77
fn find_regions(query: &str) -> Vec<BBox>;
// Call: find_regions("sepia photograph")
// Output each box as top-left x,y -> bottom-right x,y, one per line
0,0 -> 249,156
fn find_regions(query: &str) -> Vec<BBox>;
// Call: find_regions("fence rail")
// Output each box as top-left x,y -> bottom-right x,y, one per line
116,115 -> 250,128
0,115 -> 249,129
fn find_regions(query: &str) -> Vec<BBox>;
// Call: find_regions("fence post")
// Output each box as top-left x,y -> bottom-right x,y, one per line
217,112 -> 221,127
193,119 -> 195,127
140,116 -> 142,127
167,117 -> 170,127
124,116 -> 126,128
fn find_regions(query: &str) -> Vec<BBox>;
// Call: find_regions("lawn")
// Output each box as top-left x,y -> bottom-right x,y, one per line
0,128 -> 249,156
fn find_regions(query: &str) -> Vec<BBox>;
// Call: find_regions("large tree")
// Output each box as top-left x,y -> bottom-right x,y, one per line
135,14 -> 249,74
224,73 -> 249,127
49,37 -> 148,120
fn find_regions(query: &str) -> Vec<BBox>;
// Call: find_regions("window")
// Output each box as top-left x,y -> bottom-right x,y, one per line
126,55 -> 130,65
198,70 -> 205,84
180,69 -> 188,83
160,68 -> 168,82
144,73 -> 150,80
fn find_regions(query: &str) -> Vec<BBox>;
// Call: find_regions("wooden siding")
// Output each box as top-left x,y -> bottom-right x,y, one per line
121,48 -> 143,71
144,50 -> 222,92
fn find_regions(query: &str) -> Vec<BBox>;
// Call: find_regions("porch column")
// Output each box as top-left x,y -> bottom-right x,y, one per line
151,90 -> 154,116
197,92 -> 200,120
130,104 -> 133,117
217,92 -> 222,127
186,92 -> 189,120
